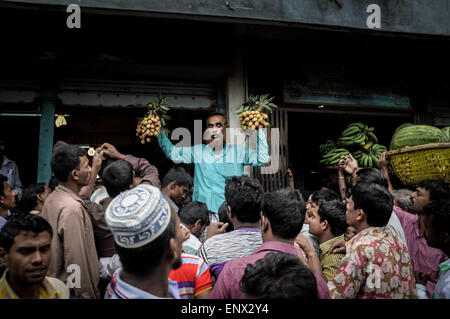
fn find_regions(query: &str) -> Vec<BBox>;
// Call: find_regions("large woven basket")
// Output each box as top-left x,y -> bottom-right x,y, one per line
385,143 -> 450,187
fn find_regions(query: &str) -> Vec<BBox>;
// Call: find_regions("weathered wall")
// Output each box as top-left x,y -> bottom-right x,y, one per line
2,0 -> 449,36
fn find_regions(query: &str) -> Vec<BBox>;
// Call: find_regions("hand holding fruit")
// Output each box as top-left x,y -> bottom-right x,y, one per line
338,153 -> 358,175
101,143 -> 126,160
136,96 -> 170,144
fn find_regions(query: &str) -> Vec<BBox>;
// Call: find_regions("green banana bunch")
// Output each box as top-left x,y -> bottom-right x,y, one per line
356,144 -> 388,168
319,140 -> 336,155
337,123 -> 379,148
320,148 -> 350,166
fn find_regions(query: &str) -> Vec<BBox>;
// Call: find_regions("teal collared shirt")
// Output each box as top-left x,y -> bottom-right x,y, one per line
158,129 -> 269,213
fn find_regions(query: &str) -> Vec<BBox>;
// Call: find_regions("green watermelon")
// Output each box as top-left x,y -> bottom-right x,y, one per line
390,124 -> 443,150
441,127 -> 450,142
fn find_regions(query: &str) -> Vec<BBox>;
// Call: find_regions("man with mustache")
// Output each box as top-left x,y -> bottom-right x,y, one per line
0,214 -> 69,299
158,112 -> 269,222
41,145 -> 100,299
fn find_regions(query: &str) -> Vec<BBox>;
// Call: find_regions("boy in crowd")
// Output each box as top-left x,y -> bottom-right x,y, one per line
0,214 -> 69,299
179,201 -> 210,256
198,176 -> 264,279
328,183 -> 417,299
307,200 -> 347,281
210,191 -> 330,299
302,189 -> 340,255
161,167 -> 193,214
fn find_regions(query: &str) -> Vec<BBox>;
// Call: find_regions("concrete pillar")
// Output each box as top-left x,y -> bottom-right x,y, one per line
37,88 -> 56,183
225,47 -> 252,176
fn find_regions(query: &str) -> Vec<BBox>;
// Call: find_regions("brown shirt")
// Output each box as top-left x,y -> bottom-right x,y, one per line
41,185 -> 100,299
81,196 -> 115,258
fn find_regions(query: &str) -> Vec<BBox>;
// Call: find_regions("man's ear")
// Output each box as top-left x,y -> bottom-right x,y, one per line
169,181 -> 177,190
356,209 -> 366,222
71,169 -> 79,182
193,219 -> 202,233
261,214 -> 270,233
36,193 -> 45,203
321,219 -> 329,231
0,247 -> 7,265
227,204 -> 233,219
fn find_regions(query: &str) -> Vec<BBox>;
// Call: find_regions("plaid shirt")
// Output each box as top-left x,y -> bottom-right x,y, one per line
319,234 -> 346,282
0,271 -> 69,299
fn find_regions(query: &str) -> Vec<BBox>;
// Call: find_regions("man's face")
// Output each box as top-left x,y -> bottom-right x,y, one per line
345,196 -> 359,228
410,187 -> 431,214
305,200 -> 317,224
307,204 -> 323,236
0,231 -> 52,286
173,184 -> 189,206
204,115 -> 227,146
76,156 -> 91,186
0,181 -> 16,209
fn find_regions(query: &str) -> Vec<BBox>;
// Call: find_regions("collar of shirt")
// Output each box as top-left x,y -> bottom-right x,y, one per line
161,193 -> 179,213
54,185 -> 83,204
107,268 -> 180,299
252,241 -> 297,256
0,270 -> 65,299
319,234 -> 345,257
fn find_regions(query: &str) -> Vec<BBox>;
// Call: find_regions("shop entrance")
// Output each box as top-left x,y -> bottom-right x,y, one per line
286,110 -> 413,197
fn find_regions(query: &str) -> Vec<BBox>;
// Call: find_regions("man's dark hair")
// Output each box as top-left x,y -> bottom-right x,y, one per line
418,179 -> 450,202
225,176 -> 263,223
162,167 -> 193,189
0,174 -> 7,197
17,183 -> 46,212
351,183 -> 393,227
48,175 -> 59,191
51,145 -> 86,183
115,214 -> 176,275
239,252 -> 318,299
310,189 -> 340,205
317,200 -> 348,236
218,201 -> 234,232
262,191 -> 305,239
205,112 -> 227,126
0,214 -> 53,253
102,160 -> 134,198
356,168 -> 389,189
423,199 -> 450,236
178,201 -> 210,228
275,187 -> 305,206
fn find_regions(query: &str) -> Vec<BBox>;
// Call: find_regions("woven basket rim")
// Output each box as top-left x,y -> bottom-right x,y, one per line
386,142 -> 450,157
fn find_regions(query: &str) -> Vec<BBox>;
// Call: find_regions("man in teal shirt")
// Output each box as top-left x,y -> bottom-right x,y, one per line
158,112 -> 269,214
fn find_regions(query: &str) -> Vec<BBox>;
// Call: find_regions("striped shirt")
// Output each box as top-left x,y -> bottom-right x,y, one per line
105,268 -> 180,299
197,228 -> 263,279
319,234 -> 346,282
169,253 -> 212,299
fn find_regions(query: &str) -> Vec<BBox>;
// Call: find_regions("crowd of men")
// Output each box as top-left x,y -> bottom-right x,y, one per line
0,113 -> 449,299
